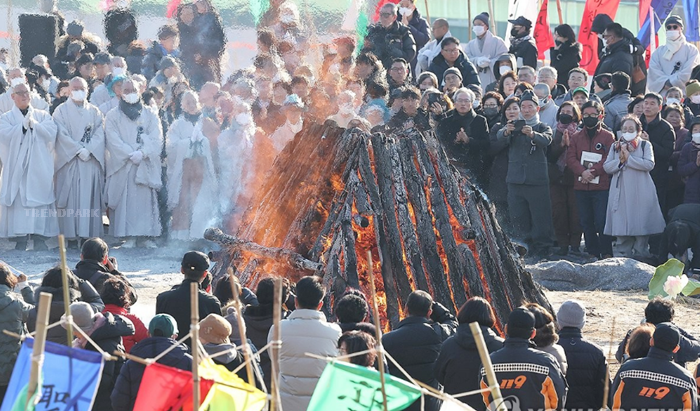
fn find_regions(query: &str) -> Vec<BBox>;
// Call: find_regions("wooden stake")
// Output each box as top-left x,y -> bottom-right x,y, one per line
228,268 -> 255,387
469,322 -> 506,411
467,0 -> 473,41
423,0 -> 431,26
26,292 -> 52,410
555,0 -> 563,25
190,282 -> 200,409
602,317 -> 616,409
487,0 -> 497,34
269,278 -> 283,411
57,235 -> 74,347
367,250 -> 388,411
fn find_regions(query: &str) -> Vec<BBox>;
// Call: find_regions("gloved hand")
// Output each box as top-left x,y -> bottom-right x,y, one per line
190,130 -> 204,143
78,148 -> 91,161
478,56 -> 491,68
129,150 -> 143,165
22,115 -> 34,130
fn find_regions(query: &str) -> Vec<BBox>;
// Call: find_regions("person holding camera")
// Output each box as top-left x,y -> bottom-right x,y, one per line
436,87 -> 489,185
497,91 -> 554,259
73,237 -> 138,305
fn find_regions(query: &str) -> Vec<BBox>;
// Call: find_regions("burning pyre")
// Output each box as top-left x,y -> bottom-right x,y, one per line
206,121 -> 551,330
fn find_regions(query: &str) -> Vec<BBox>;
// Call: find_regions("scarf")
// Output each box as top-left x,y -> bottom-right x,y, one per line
119,100 -> 143,121
664,35 -> 686,61
72,312 -> 106,349
184,111 -> 201,124
509,35 -> 532,49
520,113 -> 540,126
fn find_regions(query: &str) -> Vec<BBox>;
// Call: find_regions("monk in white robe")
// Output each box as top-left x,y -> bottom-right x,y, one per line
217,102 -> 255,220
0,83 -> 59,250
166,91 -> 218,240
104,79 -> 162,248
53,77 -> 105,242
0,68 -> 50,114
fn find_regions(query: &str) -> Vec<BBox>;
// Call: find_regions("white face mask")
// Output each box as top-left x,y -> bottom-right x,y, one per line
597,34 -> 607,48
235,112 -> 252,126
692,133 -> 700,143
666,97 -> 681,106
399,7 -> 412,16
71,90 -> 87,102
10,77 -> 25,87
112,67 -> 125,77
692,95 -> 700,104
123,93 -> 140,104
473,25 -> 485,36
339,103 -> 355,115
666,30 -> 681,41
289,119 -> 303,134
472,99 -> 480,109
499,66 -> 511,76
41,78 -> 51,90
621,131 -> 637,142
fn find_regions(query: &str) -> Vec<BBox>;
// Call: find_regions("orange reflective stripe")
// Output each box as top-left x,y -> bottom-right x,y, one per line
481,379 -> 492,410
540,376 -> 558,411
682,390 -> 692,411
696,377 -> 700,395
612,381 -> 625,411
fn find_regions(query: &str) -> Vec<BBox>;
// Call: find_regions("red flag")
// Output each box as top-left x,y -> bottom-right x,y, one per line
577,0 -> 622,74
533,0 -> 554,59
133,362 -> 214,411
166,0 -> 181,18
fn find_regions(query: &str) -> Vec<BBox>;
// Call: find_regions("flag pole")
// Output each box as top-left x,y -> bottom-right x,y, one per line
269,278 -> 282,411
190,282 -> 200,409
601,317 -> 616,409
228,268 -> 255,386
556,0 -> 563,25
467,0 -> 473,40
367,250 -> 388,411
423,0 -> 431,26
469,322 -> 507,411
26,292 -> 52,410
487,0 -> 496,34
57,235 -> 74,346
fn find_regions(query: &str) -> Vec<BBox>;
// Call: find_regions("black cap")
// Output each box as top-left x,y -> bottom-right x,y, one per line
666,15 -> 684,28
594,73 -> 612,90
508,307 -> 535,332
520,90 -> 539,106
508,16 -> 532,28
653,322 -> 680,352
94,52 -> 112,65
181,251 -> 210,272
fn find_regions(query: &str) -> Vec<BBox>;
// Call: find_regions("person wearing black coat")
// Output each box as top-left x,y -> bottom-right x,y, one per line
396,1 -> 430,73
383,291 -> 457,411
507,16 -> 538,69
74,238 -> 138,306
192,0 -> 226,87
436,88 -> 490,185
591,17 -> 647,96
363,3 -> 416,71
555,300 -> 609,411
550,25 -> 582,86
111,315 -> 193,411
428,37 -> 480,87
656,204 -> 700,270
641,93 -> 677,217
434,297 -> 503,411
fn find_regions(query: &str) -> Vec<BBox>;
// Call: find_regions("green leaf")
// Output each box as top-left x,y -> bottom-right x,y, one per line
648,258 -> 686,300
682,278 -> 700,296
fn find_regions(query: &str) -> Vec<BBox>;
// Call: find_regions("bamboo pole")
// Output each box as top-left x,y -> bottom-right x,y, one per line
469,322 -> 506,411
487,0 -> 496,34
26,292 -> 52,410
423,0 -> 431,26
555,0 -> 563,25
190,282 -> 200,409
467,0 -> 472,41
367,250 -> 388,411
269,278 -> 282,411
57,235 -> 74,346
602,317 -> 616,409
228,268 -> 255,386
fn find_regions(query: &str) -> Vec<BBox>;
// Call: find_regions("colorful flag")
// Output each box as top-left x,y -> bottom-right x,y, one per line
649,7 -> 657,56
533,0 -> 554,60
307,361 -> 421,411
637,0 -> 680,48
249,0 -> 270,26
0,338 -> 104,411
133,362 -> 214,411
505,0 -> 539,48
199,359 -> 267,411
683,0 -> 700,41
577,0 -> 622,74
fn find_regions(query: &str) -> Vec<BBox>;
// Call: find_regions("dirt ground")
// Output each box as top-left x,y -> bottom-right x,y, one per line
3,238 -> 699,373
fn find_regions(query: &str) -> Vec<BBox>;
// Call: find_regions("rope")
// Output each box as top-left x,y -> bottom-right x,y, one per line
151,331 -> 193,363
66,317 -> 116,361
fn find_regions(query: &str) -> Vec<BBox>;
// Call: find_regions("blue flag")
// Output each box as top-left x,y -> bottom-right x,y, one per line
683,0 -> 700,41
637,0 -> 681,48
0,338 -> 104,411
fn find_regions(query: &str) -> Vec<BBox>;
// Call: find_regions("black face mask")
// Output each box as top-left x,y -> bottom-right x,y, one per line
484,107 -> 499,118
511,28 -> 520,37
582,116 -> 599,129
559,113 -> 573,124
555,39 -> 563,46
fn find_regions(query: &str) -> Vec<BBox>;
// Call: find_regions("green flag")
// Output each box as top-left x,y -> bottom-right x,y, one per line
308,361 -> 421,411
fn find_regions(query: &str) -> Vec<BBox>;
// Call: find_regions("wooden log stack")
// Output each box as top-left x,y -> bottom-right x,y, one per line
205,122 -> 551,329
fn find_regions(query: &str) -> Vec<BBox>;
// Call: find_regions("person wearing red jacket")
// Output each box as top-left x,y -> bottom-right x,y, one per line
100,277 -> 148,353
566,100 -> 615,259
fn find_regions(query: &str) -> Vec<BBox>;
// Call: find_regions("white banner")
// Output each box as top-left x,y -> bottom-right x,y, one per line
504,0 -> 540,47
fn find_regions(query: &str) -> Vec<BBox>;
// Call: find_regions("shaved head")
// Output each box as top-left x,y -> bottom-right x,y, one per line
434,18 -> 448,29
70,76 -> 88,89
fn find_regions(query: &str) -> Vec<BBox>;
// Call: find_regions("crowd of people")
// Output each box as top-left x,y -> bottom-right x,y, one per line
0,0 -> 699,269
2,245 -> 700,411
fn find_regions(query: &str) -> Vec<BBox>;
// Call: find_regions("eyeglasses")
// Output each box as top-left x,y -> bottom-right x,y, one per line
443,48 -> 459,53
667,25 -> 680,30
13,91 -> 29,96
379,12 -> 393,17
582,114 -> 599,118
483,104 -> 499,108
390,67 -> 406,72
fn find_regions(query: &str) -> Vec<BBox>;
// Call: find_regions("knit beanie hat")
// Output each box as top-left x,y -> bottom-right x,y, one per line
556,300 -> 586,330
444,67 -> 463,82
474,12 -> 490,28
507,307 -> 535,334
686,80 -> 700,97
519,90 -> 539,106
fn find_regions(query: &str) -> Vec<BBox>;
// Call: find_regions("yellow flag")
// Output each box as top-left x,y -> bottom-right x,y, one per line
198,359 -> 267,411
